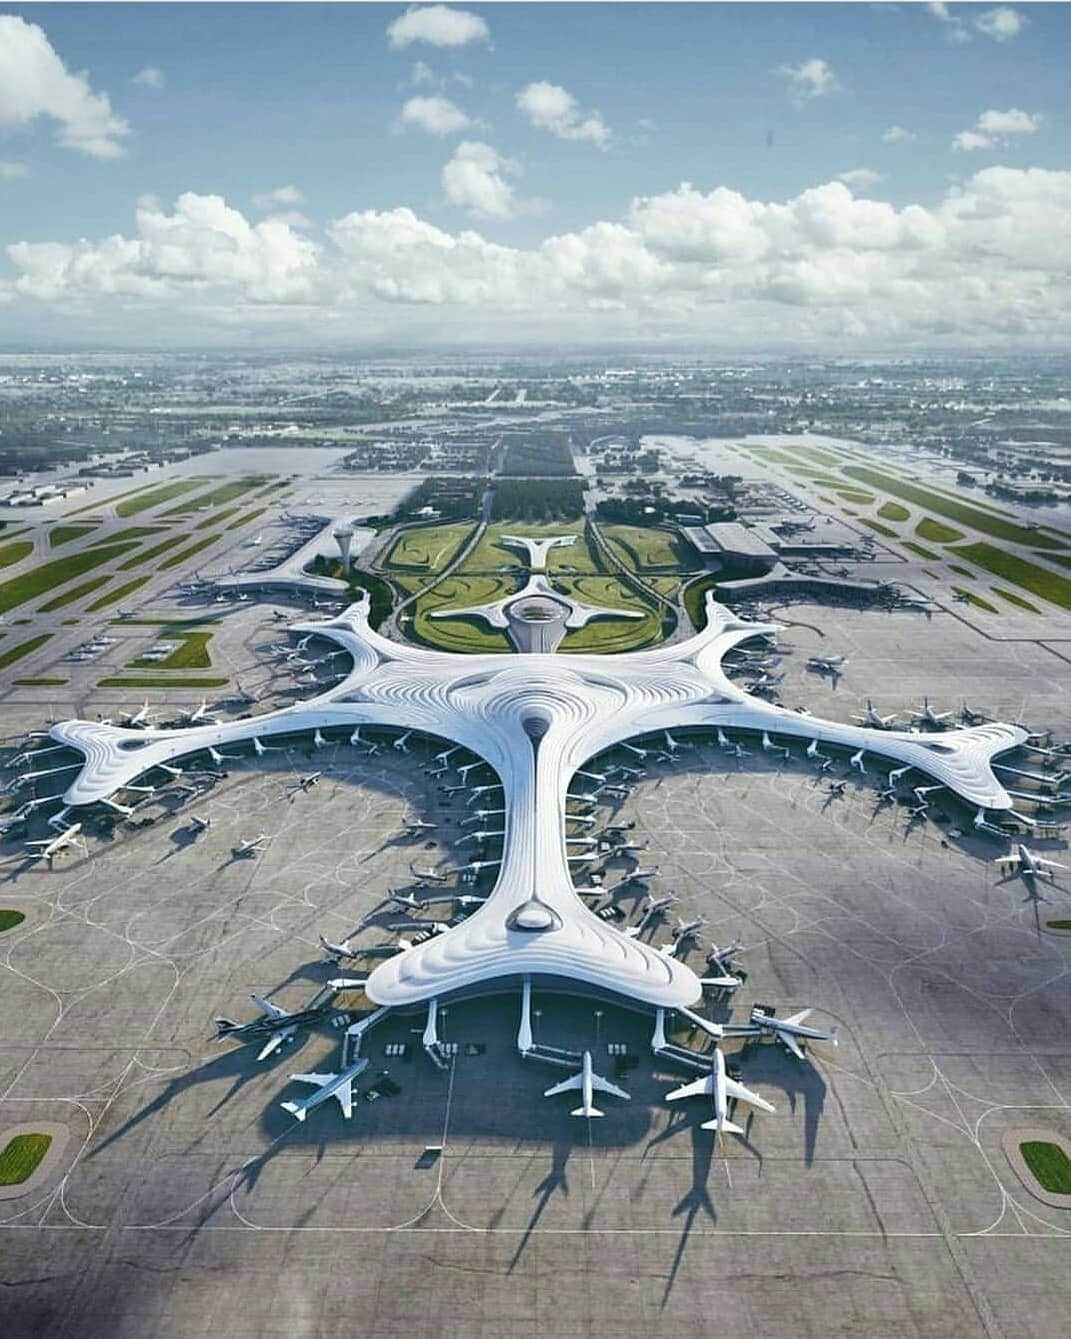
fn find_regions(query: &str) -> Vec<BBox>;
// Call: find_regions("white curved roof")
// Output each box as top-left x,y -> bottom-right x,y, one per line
48,592 -> 1027,1013
430,571 -> 644,631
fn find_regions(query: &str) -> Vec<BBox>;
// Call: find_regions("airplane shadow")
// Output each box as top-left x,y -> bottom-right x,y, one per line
735,1039 -> 826,1167
509,1135 -> 572,1272
662,1122 -> 718,1307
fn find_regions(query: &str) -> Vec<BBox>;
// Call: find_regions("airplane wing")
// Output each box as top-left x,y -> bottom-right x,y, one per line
591,1074 -> 631,1101
333,1078 -> 353,1119
773,1030 -> 806,1060
543,1073 -> 583,1097
1040,858 -> 1069,871
250,994 -> 288,1020
781,1009 -> 812,1028
255,1027 -> 294,1062
665,1076 -> 713,1101
723,1075 -> 776,1114
288,1071 -> 336,1087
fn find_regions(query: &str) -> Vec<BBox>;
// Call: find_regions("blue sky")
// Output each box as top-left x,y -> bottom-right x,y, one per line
0,3 -> 1068,348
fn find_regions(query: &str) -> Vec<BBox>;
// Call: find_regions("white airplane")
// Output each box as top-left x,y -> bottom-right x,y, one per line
625,891 -> 678,937
461,829 -> 505,846
25,823 -> 85,863
121,701 -> 153,728
461,809 -> 504,826
543,1050 -> 630,1118
181,699 -> 218,725
826,779 -> 847,798
409,862 -> 449,885
402,815 -> 438,834
997,843 -> 1068,883
188,814 -> 212,834
666,1046 -> 775,1137
745,1006 -> 839,1059
807,654 -> 848,675
854,703 -> 895,733
245,533 -> 263,547
615,865 -> 660,888
232,833 -> 269,858
290,772 -> 321,793
387,888 -> 486,912
466,784 -> 502,805
914,697 -> 954,728
281,1056 -> 370,1121
319,933 -> 360,963
672,913 -> 706,943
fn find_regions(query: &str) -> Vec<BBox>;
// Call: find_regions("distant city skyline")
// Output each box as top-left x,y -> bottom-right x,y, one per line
0,2 -> 1068,349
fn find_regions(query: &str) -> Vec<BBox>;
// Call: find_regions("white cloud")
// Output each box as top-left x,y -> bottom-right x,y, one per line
253,184 -> 306,209
441,140 -> 518,218
132,66 -> 164,90
927,1 -> 972,42
399,95 -> 472,136
775,58 -> 840,103
953,106 -> 1041,150
975,6 -> 1026,40
516,81 -> 610,147
387,5 -> 489,50
0,161 -> 29,180
882,125 -> 916,144
837,168 -> 885,189
8,169 -> 1071,348
410,60 -> 436,85
0,15 -> 130,158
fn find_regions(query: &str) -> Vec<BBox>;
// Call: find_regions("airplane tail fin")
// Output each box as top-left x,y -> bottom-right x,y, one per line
280,1101 -> 306,1121
213,1018 -> 238,1038
701,1117 -> 744,1135
571,1105 -> 604,1118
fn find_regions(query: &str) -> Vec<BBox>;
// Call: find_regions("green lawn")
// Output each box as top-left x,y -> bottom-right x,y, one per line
948,564 -> 975,579
194,506 -> 241,530
89,526 -> 168,545
0,910 -> 26,932
0,633 -> 54,669
116,480 -> 204,517
38,574 -> 113,612
860,518 -> 897,538
1020,1140 -> 1071,1194
13,677 -> 67,686
0,540 -> 136,615
225,505 -> 269,531
1046,920 -> 1071,931
837,490 -> 875,505
385,522 -> 476,572
916,517 -> 964,544
99,675 -> 230,689
0,1132 -> 51,1186
842,466 -> 1066,549
992,586 -> 1041,613
159,533 -> 222,570
0,540 -> 34,568
86,576 -> 150,613
600,524 -> 686,571
947,543 -> 1071,611
902,541 -> 939,560
119,536 -> 178,570
877,501 -> 909,522
49,524 -> 98,548
951,586 -> 999,614
162,476 -> 273,515
129,630 -> 213,670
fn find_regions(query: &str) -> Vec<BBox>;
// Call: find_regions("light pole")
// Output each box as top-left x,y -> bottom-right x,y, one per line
594,1009 -> 604,1048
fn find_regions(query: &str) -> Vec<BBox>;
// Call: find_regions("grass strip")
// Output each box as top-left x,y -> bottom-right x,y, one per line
948,543 -> 1071,611
38,574 -> 112,612
129,631 -> 212,670
225,505 -> 269,531
98,675 -> 229,689
903,541 -> 939,560
158,533 -> 222,570
162,476 -> 272,515
0,540 -> 34,568
194,506 -> 240,530
951,586 -> 999,614
0,633 -> 53,669
89,526 -> 168,545
916,517 -> 964,544
86,576 -> 149,612
49,524 -> 98,548
1020,1140 -> 1071,1195
0,910 -> 26,932
842,466 -> 1066,549
992,586 -> 1041,613
118,537 -> 178,570
13,677 -> 67,686
0,542 -> 138,615
116,480 -> 205,517
0,1133 -> 51,1186
860,518 -> 897,538
877,501 -> 909,522
948,564 -> 975,579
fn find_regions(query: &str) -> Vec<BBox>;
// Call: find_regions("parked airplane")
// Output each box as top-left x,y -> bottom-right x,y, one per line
121,701 -> 153,729
402,816 -> 438,834
996,843 -> 1068,883
826,780 -> 847,798
214,989 -> 335,1061
672,913 -> 706,943
289,772 -> 321,794
319,933 -> 360,963
232,833 -> 269,858
24,823 -> 85,863
852,699 -> 899,729
543,1051 -> 630,1118
180,698 -> 218,725
665,1046 -> 775,1138
409,862 -> 449,885
280,1057 -> 370,1121
741,1005 -> 839,1059
913,697 -> 954,729
807,654 -> 848,676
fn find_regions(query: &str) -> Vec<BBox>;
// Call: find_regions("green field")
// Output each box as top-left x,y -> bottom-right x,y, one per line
13,677 -> 67,686
385,523 -> 475,572
86,576 -> 150,613
0,541 -> 138,615
99,675 -> 230,689
38,574 -> 113,612
0,633 -> 54,669
837,490 -> 875,505
116,480 -> 204,517
916,517 -> 964,544
877,501 -> 909,522
159,533 -> 222,570
89,526 -> 168,545
860,518 -> 897,538
49,524 -> 98,548
0,910 -> 26,932
600,524 -> 686,571
195,506 -> 241,530
0,540 -> 34,568
1020,1140 -> 1071,1194
129,630 -> 213,670
559,578 -> 659,653
947,543 -> 1071,611
225,505 -> 269,531
1046,920 -> 1071,931
119,536 -> 178,570
903,542 -> 939,560
992,586 -> 1041,613
0,1132 -> 52,1186
162,476 -> 272,515
842,466 -> 1066,549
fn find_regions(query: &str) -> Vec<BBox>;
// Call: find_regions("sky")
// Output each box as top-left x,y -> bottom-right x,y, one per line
0,2 -> 1068,351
